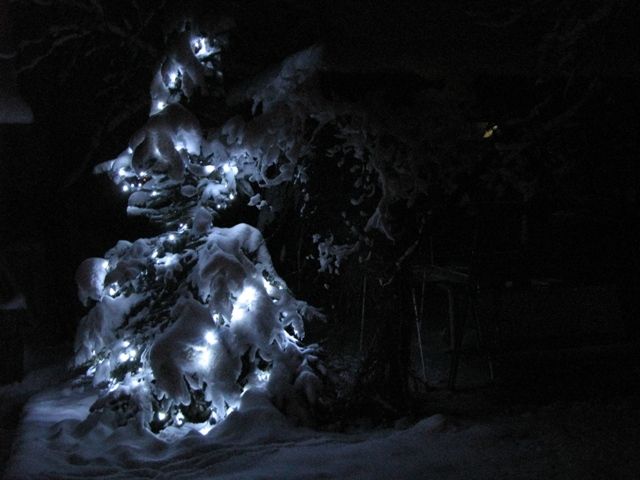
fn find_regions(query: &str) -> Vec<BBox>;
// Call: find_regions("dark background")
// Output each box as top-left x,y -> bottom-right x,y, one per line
1,0 -> 640,372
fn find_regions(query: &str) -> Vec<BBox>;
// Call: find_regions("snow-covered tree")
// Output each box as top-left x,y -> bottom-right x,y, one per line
73,21 -> 324,435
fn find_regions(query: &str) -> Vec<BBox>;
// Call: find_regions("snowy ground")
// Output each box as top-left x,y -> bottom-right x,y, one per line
3,341 -> 639,479
1,381 -> 556,479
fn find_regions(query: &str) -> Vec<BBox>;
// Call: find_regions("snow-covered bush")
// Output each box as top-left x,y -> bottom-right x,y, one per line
74,21 -> 323,435
73,12 -> 468,432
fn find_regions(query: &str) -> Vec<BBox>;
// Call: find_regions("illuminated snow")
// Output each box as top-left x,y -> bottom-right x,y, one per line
197,422 -> 215,436
196,347 -> 212,368
262,278 -> 277,296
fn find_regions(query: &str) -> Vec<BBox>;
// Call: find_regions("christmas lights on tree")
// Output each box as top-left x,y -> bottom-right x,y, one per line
74,21 -> 323,435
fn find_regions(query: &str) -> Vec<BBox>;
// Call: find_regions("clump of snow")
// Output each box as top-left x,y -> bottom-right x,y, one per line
313,234 -> 358,274
75,257 -> 110,306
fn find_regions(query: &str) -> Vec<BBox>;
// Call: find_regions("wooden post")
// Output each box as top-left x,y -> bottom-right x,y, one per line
359,274 -> 367,353
412,287 -> 427,382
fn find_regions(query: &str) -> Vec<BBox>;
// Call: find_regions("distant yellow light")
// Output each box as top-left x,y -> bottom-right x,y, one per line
483,125 -> 498,139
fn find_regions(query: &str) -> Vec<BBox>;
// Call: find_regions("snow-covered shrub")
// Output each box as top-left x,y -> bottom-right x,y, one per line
75,22 -> 323,435
74,14 -> 465,433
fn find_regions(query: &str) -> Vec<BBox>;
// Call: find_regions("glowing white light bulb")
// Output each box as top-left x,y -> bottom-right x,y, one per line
230,308 -> 245,322
216,204 -> 222,210
118,352 -> 129,362
232,286 -> 258,322
237,286 -> 257,306
198,348 -> 212,368
229,193 -> 235,200
158,254 -> 177,267
122,340 -> 131,348
205,331 -> 216,345
151,190 -> 159,197
118,167 -> 127,177
108,284 -> 118,296
139,171 -> 148,177
157,101 -> 166,110
122,184 -> 130,193
157,411 -> 167,421
168,234 -> 176,241
204,165 -> 215,174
